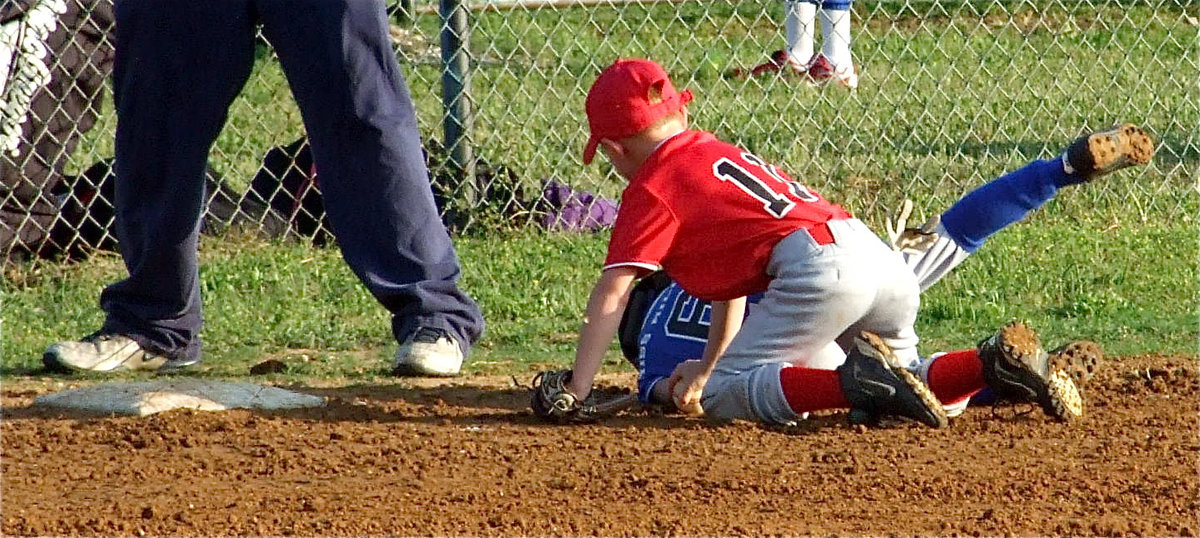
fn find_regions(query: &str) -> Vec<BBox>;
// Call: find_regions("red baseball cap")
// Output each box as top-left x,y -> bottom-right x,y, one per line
582,58 -> 694,164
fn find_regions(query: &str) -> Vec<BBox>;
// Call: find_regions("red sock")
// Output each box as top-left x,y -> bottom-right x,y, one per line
925,349 -> 986,405
779,366 -> 849,413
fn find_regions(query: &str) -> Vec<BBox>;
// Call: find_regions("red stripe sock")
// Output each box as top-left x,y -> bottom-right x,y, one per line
779,366 -> 848,413
925,349 -> 986,405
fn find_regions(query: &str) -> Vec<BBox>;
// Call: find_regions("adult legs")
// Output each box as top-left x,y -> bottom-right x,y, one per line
99,0 -> 259,361
257,0 -> 484,350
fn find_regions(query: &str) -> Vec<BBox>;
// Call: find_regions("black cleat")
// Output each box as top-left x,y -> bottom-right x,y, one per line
978,322 -> 1084,421
838,331 -> 948,428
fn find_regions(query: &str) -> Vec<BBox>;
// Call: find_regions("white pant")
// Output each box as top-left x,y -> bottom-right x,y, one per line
702,219 -> 922,424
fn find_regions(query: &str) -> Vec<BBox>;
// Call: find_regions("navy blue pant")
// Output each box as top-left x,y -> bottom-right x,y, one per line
99,0 -> 484,361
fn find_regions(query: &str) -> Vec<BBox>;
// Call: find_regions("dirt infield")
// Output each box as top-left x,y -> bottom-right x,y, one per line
3,353 -> 1196,536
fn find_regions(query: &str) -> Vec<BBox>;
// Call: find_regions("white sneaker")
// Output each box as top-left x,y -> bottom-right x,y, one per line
391,327 -> 464,377
43,333 -> 199,373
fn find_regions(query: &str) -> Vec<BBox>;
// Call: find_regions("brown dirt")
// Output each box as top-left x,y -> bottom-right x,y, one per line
3,353 -> 1197,537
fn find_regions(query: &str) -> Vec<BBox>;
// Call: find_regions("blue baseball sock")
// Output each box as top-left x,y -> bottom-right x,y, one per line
940,158 -> 1072,253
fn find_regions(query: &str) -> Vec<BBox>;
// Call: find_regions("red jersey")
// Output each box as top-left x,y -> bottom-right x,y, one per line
603,130 -> 852,301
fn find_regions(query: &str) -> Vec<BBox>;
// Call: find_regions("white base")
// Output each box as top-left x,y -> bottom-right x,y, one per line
34,380 -> 325,417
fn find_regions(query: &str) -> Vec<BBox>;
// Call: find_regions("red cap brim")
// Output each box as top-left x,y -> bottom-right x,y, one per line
582,135 -> 601,164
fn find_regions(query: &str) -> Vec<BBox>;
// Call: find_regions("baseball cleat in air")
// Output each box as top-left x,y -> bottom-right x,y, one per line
1062,123 -> 1154,181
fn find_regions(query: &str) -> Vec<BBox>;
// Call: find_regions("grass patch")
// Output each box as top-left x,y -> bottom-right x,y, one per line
3,219 -> 1193,381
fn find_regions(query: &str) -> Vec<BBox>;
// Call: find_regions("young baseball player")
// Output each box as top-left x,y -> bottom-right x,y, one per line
623,124 -> 1153,418
550,57 -> 949,428
535,58 -> 1153,428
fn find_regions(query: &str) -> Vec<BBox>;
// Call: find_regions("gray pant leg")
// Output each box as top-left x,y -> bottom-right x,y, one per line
702,220 -> 921,424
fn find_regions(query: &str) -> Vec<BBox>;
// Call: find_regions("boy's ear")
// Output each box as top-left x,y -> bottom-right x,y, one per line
599,138 -> 624,156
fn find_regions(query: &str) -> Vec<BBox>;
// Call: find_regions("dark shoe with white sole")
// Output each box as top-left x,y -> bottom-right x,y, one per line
978,322 -> 1084,422
838,331 -> 948,428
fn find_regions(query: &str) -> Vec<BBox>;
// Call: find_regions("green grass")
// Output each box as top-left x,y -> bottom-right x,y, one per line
2,217 -> 1195,381
12,2 -> 1196,383
912,219 -> 1198,355
452,1 -> 1196,216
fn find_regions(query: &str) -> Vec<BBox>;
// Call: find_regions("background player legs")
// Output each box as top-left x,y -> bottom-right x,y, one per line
784,1 -> 818,67
745,0 -> 856,80
819,1 -> 854,75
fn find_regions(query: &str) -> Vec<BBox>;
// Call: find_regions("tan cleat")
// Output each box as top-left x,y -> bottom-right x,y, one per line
1048,340 -> 1103,388
1062,123 -> 1155,180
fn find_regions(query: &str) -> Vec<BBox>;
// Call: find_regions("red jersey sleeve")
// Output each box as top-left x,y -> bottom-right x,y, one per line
603,185 -> 677,275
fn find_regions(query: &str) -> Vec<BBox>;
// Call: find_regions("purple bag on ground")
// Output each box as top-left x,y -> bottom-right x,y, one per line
538,179 -> 618,232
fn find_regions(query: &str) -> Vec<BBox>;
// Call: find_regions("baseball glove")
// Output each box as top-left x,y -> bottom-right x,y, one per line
530,369 -> 639,423
886,198 -> 940,254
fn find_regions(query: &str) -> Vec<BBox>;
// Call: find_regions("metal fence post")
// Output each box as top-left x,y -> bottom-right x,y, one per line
392,0 -> 414,23
440,0 -> 476,220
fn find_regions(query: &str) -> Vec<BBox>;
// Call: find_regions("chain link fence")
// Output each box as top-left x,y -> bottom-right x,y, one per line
3,0 -> 1196,262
